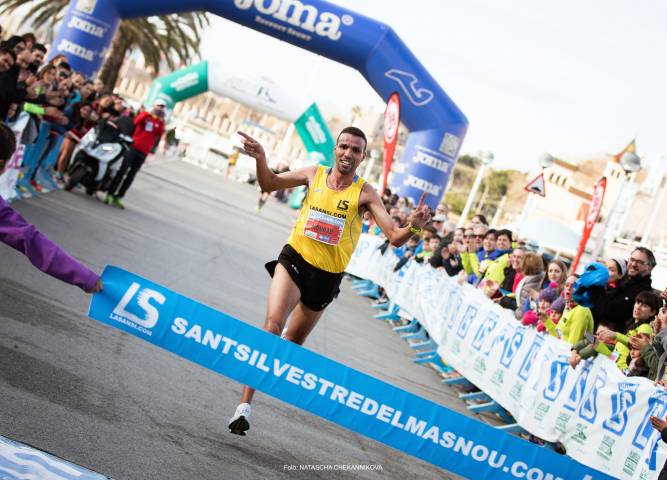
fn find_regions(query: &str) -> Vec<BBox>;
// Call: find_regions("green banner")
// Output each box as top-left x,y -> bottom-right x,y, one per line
145,61 -> 210,110
294,102 -> 335,167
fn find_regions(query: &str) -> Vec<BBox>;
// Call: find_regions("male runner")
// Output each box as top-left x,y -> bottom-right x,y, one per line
228,126 -> 431,435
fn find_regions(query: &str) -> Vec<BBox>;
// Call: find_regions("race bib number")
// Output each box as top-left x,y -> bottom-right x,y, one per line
145,121 -> 154,132
303,209 -> 345,245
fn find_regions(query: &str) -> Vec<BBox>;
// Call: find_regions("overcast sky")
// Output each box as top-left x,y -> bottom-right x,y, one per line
201,0 -> 667,171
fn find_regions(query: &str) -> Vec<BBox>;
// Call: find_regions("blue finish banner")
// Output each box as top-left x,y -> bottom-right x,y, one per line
52,0 -> 468,208
88,266 -> 611,480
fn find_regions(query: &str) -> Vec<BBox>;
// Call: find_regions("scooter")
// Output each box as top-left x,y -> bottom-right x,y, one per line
65,120 -> 133,195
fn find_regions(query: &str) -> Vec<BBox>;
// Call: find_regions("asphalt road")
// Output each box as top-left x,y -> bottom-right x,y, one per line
0,157 -> 475,480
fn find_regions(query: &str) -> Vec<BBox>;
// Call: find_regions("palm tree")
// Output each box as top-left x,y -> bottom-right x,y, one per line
0,0 -> 209,89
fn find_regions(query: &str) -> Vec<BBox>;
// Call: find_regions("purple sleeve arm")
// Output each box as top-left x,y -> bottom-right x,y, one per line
0,197 -> 100,292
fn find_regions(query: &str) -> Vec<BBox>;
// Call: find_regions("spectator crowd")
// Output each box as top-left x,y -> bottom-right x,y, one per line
368,187 -> 667,457
3,23 -> 667,478
0,29 -> 165,209
370,188 -> 666,383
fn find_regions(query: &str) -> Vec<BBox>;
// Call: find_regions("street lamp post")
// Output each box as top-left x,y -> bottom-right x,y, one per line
516,153 -> 554,236
590,151 -> 641,261
457,151 -> 493,227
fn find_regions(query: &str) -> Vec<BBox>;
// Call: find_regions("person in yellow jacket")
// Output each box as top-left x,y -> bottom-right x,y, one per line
558,275 -> 594,345
597,290 -> 660,370
478,229 -> 513,285
227,127 -> 432,435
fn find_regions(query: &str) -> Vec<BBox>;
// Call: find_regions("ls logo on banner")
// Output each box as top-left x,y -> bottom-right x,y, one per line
89,266 -> 615,480
112,282 -> 165,331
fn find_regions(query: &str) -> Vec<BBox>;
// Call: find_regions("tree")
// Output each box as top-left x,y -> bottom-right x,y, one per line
0,0 -> 209,89
457,154 -> 481,169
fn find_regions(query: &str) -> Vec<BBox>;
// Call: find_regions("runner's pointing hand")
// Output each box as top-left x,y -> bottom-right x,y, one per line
407,192 -> 432,228
237,131 -> 266,161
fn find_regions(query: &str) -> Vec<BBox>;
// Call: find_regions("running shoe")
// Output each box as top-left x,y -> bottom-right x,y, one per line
29,179 -> 43,193
228,403 -> 251,436
112,197 -> 125,210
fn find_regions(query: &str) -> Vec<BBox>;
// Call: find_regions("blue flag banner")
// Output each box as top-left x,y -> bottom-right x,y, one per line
89,266 -> 614,480
0,435 -> 110,480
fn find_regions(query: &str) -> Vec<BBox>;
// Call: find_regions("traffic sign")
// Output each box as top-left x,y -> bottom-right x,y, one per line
524,172 -> 546,197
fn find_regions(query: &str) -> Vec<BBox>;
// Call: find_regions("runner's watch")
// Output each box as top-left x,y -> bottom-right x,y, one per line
408,224 -> 423,235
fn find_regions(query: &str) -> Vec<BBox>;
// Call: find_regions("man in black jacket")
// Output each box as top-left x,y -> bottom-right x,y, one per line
592,247 -> 655,331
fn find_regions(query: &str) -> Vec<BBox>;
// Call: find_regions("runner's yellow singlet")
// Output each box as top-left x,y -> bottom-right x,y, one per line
288,165 -> 365,273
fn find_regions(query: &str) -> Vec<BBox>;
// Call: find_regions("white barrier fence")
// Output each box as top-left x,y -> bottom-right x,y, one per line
0,113 -> 30,201
347,234 -> 667,480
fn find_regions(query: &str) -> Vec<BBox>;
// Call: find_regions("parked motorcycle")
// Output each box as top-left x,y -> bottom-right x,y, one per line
65,120 -> 133,195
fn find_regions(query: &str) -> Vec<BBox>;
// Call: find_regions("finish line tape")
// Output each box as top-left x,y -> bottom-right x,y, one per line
89,266 -> 613,480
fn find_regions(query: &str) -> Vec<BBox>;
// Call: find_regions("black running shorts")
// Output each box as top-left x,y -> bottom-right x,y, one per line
265,244 -> 343,312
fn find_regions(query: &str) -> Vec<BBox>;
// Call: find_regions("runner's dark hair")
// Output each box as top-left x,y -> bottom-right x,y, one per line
337,126 -> 367,151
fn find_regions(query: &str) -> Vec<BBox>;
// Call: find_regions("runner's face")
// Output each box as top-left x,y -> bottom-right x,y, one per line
334,133 -> 365,175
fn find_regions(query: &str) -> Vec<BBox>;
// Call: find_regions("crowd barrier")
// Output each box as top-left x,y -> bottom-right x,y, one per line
0,113 -> 66,202
347,234 -> 667,480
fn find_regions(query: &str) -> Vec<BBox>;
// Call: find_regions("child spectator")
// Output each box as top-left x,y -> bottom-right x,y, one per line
596,291 -> 660,370
513,253 -> 545,318
392,234 -> 420,271
430,238 -> 463,277
415,235 -> 440,263
538,296 -> 565,335
538,282 -> 559,318
626,348 -> 650,377
632,301 -> 667,381
568,324 -> 616,369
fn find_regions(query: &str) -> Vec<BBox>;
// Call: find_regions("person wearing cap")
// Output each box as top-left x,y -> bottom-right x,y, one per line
105,101 -> 166,209
431,213 -> 447,236
605,257 -> 627,289
538,295 -> 565,335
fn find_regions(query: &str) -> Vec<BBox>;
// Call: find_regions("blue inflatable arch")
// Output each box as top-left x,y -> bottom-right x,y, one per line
53,0 -> 468,207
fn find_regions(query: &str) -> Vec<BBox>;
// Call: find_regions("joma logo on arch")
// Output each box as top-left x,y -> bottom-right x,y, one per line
234,0 -> 347,41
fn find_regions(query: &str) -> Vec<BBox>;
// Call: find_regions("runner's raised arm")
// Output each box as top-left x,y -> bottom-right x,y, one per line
362,189 -> 431,246
237,131 -> 313,192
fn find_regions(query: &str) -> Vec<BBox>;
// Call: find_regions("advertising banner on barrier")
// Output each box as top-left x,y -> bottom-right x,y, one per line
346,234 -> 667,480
89,265 -> 612,480
0,113 -> 31,201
